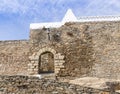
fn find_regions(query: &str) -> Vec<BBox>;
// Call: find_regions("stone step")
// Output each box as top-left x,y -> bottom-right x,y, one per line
40,73 -> 56,79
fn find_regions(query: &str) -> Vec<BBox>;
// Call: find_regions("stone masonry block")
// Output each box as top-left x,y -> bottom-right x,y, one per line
28,63 -> 33,66
55,67 -> 61,70
47,47 -> 51,51
41,48 -> 46,52
58,55 -> 64,59
34,61 -> 38,63
28,69 -> 33,72
33,53 -> 36,56
58,62 -> 64,66
54,63 -> 59,66
60,65 -> 64,68
33,69 -> 38,72
54,60 -> 60,63
51,49 -> 56,54
55,65 -> 60,68
55,68 -> 60,71
57,53 -> 61,56
31,61 -> 34,63
33,56 -> 39,60
38,50 -> 43,55
31,65 -> 35,69
33,63 -> 38,66
59,60 -> 65,63
54,55 -> 59,59
55,62 -> 63,66
29,56 -> 35,60
59,55 -> 64,59
55,71 -> 59,74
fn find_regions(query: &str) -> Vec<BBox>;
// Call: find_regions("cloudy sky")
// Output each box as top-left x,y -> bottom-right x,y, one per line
0,0 -> 120,40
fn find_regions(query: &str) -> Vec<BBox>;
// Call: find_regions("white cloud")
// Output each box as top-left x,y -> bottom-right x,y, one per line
0,0 -> 21,13
0,0 -> 42,14
82,0 -> 120,16
0,0 -> 120,21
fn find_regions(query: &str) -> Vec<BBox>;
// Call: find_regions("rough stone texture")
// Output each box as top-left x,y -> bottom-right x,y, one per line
29,23 -> 94,77
30,21 -> 120,79
0,21 -> 120,79
0,40 -> 31,75
84,21 -> 120,79
69,77 -> 120,90
0,75 -> 115,94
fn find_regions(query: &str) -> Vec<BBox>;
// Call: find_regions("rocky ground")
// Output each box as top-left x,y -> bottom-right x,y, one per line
0,75 -> 120,94
32,74 -> 120,93
69,77 -> 120,89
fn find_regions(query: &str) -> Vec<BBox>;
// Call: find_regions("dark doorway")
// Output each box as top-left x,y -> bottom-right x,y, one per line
38,52 -> 54,74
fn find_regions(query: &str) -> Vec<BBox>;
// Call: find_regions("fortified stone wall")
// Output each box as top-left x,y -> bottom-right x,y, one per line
0,40 -> 31,75
30,23 -> 94,77
30,21 -> 120,79
0,21 -> 119,79
81,21 -> 120,79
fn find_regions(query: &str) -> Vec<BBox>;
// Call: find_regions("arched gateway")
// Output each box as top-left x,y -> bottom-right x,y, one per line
28,47 -> 65,75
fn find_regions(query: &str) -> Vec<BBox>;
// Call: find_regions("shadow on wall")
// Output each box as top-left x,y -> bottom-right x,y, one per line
38,52 -> 54,74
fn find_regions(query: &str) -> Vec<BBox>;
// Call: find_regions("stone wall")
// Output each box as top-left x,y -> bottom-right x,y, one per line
0,75 -> 114,94
83,21 -> 120,79
30,21 -> 120,79
29,23 -> 94,77
0,21 -> 119,79
0,40 -> 31,75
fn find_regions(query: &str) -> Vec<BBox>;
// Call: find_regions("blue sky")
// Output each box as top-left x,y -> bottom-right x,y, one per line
0,0 -> 120,40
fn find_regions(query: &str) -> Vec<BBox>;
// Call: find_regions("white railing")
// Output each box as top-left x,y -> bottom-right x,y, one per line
77,15 -> 120,22
30,15 -> 120,29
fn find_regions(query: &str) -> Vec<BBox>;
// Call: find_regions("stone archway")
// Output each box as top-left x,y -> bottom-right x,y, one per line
28,47 -> 65,75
